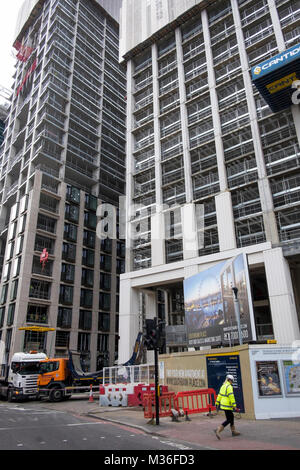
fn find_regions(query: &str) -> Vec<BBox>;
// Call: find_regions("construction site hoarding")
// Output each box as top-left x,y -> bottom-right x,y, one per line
184,254 -> 256,348
206,352 -> 245,412
159,345 -> 255,418
249,345 -> 300,419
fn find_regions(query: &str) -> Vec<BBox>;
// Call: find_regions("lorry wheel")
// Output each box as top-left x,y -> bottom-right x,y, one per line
49,388 -> 63,402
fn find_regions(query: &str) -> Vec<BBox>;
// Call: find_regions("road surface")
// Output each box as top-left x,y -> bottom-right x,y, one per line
0,401 -> 204,453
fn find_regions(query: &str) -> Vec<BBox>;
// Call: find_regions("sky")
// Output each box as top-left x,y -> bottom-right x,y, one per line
0,1 -> 24,92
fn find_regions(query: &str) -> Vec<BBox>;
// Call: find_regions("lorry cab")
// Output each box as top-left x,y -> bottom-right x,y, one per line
38,358 -> 70,387
38,358 -> 72,401
4,351 -> 47,401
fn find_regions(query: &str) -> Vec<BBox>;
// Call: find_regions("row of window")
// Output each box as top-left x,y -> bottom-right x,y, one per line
0,301 -> 118,332
0,328 -> 112,355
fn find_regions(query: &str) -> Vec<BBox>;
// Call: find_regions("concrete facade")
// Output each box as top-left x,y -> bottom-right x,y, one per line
119,0 -> 300,363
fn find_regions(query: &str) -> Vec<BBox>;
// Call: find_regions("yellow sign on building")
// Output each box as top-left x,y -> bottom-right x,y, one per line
266,72 -> 297,94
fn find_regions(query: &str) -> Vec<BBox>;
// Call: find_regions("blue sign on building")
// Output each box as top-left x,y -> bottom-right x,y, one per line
251,43 -> 300,113
206,353 -> 245,413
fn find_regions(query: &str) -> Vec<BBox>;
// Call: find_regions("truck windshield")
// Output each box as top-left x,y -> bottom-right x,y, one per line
39,361 -> 60,374
11,362 -> 40,375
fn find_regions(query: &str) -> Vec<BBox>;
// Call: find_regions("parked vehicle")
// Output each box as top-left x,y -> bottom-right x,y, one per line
37,350 -> 103,402
38,333 -> 144,402
0,351 -> 48,401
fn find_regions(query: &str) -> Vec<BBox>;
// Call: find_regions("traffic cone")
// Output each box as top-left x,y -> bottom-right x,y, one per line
89,385 -> 94,403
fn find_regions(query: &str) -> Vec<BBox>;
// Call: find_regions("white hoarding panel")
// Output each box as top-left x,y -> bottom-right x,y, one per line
249,346 -> 300,419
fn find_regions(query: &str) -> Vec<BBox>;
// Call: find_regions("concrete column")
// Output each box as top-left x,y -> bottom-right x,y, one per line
267,0 -> 286,52
175,28 -> 193,203
215,191 -> 236,251
15,180 -> 42,331
151,211 -> 165,266
118,278 -> 140,364
150,43 -> 166,267
125,59 -> 135,272
264,247 -> 300,344
231,0 -> 279,245
181,203 -> 199,260
152,43 -> 163,208
144,290 -> 157,320
257,178 -> 279,244
201,9 -> 228,192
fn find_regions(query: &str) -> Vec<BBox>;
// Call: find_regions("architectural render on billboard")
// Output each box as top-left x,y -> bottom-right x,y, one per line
118,0 -> 300,363
0,0 -> 126,374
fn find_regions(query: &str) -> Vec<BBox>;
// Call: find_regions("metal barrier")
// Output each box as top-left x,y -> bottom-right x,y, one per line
143,388 -> 217,419
143,392 -> 176,419
103,364 -> 155,385
175,388 -> 217,415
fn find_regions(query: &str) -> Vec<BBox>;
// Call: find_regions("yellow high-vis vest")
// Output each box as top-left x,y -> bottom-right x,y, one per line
216,380 -> 236,411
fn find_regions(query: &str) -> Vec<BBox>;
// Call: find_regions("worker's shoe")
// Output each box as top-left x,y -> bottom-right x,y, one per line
214,425 -> 224,440
231,425 -> 240,436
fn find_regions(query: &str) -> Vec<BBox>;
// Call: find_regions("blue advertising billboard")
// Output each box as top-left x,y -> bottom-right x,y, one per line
184,254 -> 256,347
251,43 -> 300,113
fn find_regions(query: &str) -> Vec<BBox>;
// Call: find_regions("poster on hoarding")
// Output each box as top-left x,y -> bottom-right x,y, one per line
282,361 -> 300,396
206,353 -> 245,413
183,254 -> 256,347
256,361 -> 282,397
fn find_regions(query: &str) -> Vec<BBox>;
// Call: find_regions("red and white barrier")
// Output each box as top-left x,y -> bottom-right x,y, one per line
99,382 -> 169,408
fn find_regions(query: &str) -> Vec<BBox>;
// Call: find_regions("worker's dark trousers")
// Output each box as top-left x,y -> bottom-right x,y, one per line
222,410 -> 234,428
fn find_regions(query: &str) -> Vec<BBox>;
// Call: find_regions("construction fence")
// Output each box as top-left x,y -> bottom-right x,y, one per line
103,363 -> 155,385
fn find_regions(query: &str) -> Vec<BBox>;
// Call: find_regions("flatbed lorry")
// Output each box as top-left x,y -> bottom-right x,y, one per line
38,334 -> 144,402
37,350 -> 103,402
0,351 -> 48,401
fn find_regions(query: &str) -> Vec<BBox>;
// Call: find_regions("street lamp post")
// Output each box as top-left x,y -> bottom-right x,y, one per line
232,287 -> 243,346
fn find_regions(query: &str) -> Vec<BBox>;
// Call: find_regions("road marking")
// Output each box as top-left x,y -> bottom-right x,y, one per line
66,422 -> 104,427
2,406 -> 62,415
159,439 -> 191,450
8,407 -> 27,411
0,421 -> 104,432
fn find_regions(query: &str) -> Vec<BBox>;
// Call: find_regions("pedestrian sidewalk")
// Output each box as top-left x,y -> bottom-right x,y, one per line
86,404 -> 300,451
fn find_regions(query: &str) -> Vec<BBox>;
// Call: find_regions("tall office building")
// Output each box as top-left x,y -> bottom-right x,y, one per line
0,87 -> 11,147
0,0 -> 126,373
118,0 -> 300,362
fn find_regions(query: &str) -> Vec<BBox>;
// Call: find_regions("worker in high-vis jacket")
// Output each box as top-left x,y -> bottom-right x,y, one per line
214,374 -> 240,439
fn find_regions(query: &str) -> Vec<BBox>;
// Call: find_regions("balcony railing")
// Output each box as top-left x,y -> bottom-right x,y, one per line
265,143 -> 300,175
134,134 -> 154,151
